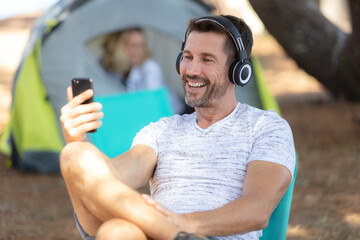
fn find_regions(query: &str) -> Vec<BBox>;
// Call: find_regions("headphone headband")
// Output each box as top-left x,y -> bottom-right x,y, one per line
192,15 -> 248,61
176,15 -> 252,87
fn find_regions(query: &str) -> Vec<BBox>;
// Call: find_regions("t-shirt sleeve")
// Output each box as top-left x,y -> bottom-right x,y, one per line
131,123 -> 158,155
248,110 -> 296,178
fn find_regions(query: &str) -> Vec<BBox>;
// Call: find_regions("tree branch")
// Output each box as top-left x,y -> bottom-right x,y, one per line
249,0 -> 360,100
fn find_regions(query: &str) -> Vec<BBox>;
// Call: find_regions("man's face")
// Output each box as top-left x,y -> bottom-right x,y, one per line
179,31 -> 232,108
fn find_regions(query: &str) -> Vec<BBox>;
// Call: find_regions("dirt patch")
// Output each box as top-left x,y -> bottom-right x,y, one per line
0,165 -> 79,240
281,100 -> 360,240
1,14 -> 360,240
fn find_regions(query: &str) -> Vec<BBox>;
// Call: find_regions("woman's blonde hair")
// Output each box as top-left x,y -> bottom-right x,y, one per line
102,28 -> 150,73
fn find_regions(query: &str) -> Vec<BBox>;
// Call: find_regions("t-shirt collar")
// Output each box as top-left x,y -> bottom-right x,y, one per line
193,103 -> 241,133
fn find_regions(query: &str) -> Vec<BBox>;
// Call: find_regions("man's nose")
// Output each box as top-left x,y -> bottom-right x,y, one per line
185,58 -> 201,76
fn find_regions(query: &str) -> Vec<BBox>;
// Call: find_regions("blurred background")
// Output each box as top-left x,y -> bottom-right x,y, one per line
0,0 -> 359,239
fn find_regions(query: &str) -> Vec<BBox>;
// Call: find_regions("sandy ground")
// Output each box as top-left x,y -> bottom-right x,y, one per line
0,14 -> 360,240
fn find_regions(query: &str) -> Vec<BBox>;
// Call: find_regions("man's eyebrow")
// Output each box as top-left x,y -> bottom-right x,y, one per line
202,52 -> 217,59
183,50 -> 218,59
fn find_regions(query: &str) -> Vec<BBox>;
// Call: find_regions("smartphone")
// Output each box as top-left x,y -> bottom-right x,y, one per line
71,78 -> 94,104
71,78 -> 96,133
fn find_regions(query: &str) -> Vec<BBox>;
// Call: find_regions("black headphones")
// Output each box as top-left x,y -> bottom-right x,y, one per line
176,15 -> 252,87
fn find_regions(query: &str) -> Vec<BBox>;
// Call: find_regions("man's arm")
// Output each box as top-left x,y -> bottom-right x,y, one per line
183,161 -> 292,236
144,161 -> 292,236
109,144 -> 157,189
60,85 -> 154,188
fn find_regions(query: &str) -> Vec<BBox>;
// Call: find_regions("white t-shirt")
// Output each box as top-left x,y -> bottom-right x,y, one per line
132,103 -> 296,240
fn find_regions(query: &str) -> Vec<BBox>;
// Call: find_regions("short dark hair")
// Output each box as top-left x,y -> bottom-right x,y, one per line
185,15 -> 253,67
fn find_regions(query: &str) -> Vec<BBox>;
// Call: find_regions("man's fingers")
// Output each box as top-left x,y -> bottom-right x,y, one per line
60,102 -> 103,142
141,194 -> 157,205
63,111 -> 104,130
67,86 -> 73,102
72,102 -> 102,117
68,120 -> 102,137
62,89 -> 97,116
61,87 -> 100,143
141,194 -> 170,217
62,102 -> 102,119
68,89 -> 94,108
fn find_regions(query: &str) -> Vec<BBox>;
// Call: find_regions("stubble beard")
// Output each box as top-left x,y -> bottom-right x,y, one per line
182,74 -> 228,108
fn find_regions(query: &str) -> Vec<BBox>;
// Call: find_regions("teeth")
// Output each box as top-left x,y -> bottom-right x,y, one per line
188,82 -> 205,87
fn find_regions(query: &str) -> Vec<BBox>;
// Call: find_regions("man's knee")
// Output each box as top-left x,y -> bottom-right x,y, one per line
96,219 -> 147,240
60,141 -> 96,179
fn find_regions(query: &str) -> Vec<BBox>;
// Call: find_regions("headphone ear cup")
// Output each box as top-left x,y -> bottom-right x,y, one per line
229,61 -> 252,86
176,52 -> 183,74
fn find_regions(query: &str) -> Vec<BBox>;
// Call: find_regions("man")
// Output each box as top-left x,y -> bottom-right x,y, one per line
60,15 -> 295,240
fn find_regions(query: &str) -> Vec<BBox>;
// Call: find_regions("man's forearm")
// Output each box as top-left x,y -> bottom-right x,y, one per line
142,161 -> 291,237
183,196 -> 271,237
183,161 -> 292,237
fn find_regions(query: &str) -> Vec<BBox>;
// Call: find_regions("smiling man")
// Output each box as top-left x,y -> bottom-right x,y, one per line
182,33 -> 230,108
59,15 -> 295,240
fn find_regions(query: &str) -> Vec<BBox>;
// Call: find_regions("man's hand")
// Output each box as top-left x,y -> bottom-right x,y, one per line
60,86 -> 103,144
141,194 -> 197,234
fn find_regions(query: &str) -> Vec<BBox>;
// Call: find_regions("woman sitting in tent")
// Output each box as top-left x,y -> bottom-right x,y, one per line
102,28 -> 184,113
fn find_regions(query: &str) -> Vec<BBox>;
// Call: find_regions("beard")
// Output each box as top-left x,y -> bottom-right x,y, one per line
182,74 -> 228,108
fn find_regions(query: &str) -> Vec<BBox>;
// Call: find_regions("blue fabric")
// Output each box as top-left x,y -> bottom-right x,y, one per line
91,88 -> 173,158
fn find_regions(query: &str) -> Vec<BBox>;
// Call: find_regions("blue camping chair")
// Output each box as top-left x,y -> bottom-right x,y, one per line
260,156 -> 298,240
90,88 -> 173,158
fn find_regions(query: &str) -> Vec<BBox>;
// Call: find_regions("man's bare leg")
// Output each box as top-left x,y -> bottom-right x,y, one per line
60,141 -> 180,240
96,219 -> 147,240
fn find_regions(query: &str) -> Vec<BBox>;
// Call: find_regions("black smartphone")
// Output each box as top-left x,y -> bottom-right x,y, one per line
71,78 -> 96,133
71,78 -> 94,104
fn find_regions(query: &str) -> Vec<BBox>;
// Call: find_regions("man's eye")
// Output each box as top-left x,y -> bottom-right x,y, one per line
203,58 -> 212,62
183,55 -> 192,60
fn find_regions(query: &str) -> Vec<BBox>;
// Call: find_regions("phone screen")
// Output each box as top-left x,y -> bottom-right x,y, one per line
71,78 -> 96,133
71,78 -> 94,104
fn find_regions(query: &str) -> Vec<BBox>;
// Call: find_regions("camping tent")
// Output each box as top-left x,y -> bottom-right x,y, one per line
0,0 -> 279,173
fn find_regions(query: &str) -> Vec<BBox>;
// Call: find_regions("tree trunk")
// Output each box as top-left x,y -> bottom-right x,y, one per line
249,0 -> 360,101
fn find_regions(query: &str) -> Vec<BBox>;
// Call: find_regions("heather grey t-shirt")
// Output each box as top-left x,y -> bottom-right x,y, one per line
132,103 -> 296,240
